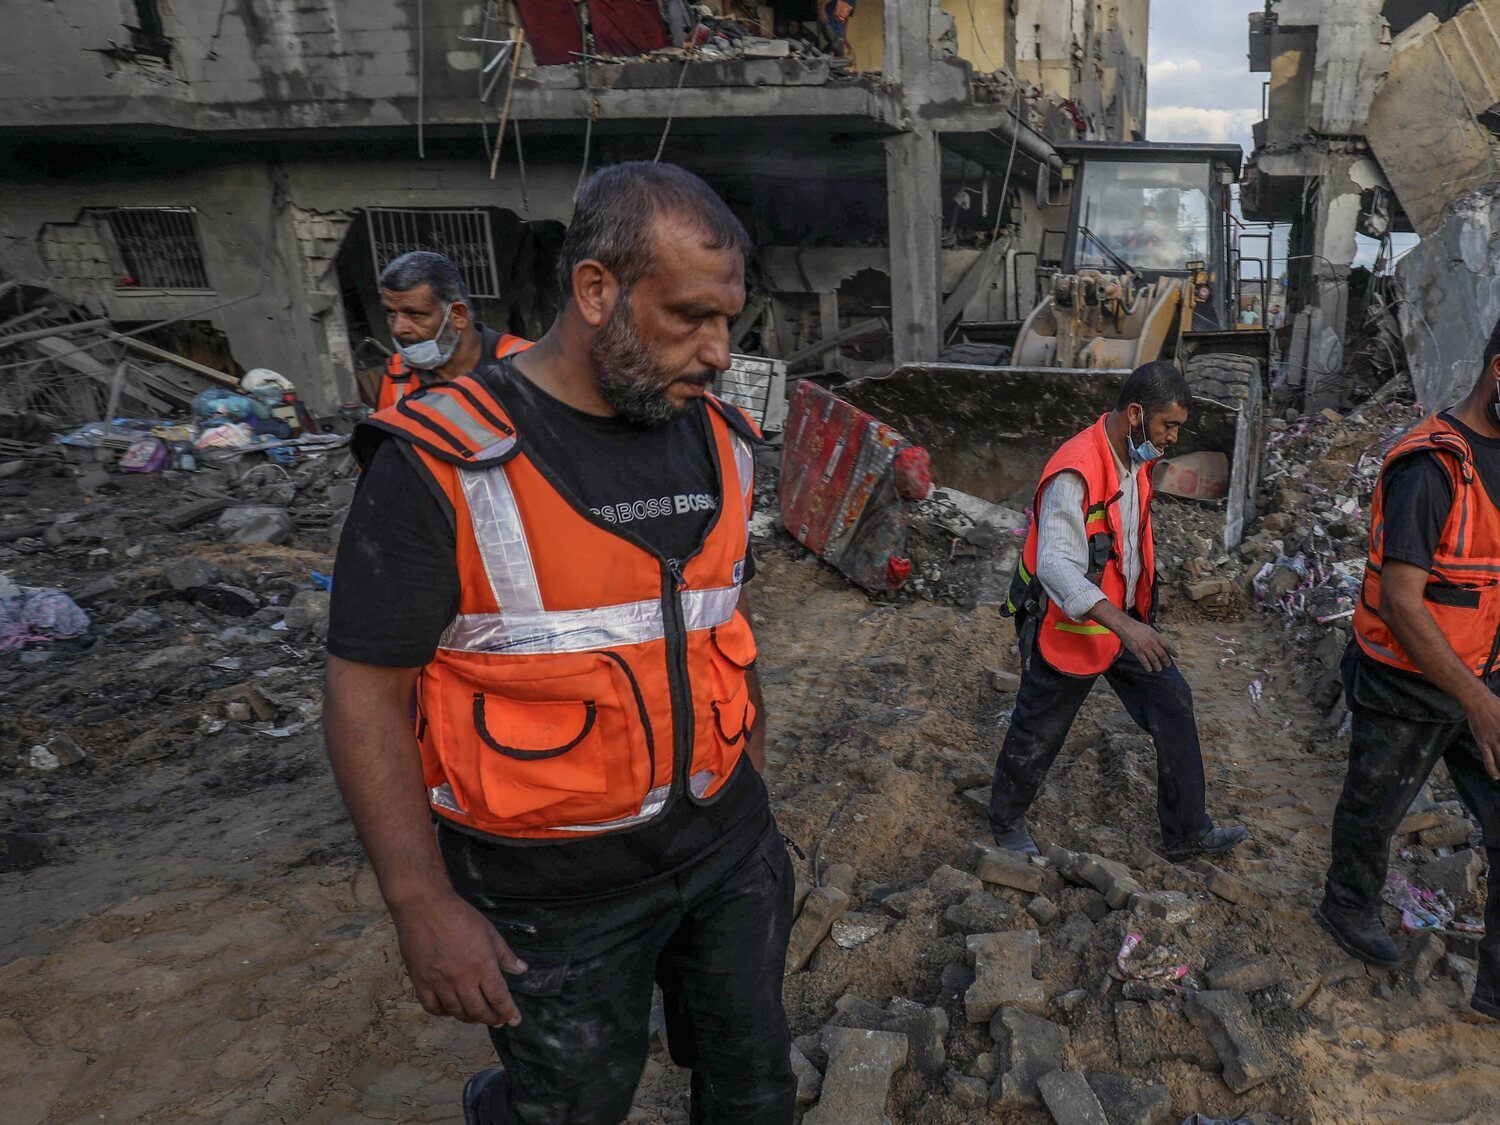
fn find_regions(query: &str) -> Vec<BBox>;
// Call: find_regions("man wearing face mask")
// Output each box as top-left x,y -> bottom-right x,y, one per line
988,361 -> 1249,861
374,251 -> 532,413
324,163 -> 795,1123
1317,317 -> 1500,1022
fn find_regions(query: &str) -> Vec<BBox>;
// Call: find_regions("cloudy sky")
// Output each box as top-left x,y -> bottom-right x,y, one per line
1146,0 -> 1261,152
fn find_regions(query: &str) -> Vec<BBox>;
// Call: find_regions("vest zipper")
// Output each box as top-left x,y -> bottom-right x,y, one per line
663,557 -> 693,800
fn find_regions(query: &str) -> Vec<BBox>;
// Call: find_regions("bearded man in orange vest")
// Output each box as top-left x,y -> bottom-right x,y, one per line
324,164 -> 796,1122
374,250 -> 531,413
1318,320 -> 1500,1022
989,361 -> 1249,863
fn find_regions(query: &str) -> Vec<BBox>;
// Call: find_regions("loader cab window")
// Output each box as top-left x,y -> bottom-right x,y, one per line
1073,160 -> 1211,274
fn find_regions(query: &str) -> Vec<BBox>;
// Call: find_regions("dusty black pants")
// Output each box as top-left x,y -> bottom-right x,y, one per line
441,814 -> 797,1125
987,646 -> 1214,845
1324,702 -> 1500,1002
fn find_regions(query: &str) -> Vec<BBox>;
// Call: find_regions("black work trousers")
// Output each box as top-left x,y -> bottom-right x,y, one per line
440,814 -> 797,1125
988,646 -> 1213,845
1324,702 -> 1500,1004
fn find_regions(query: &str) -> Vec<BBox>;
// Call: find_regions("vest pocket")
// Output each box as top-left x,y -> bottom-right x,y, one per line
473,694 -> 597,760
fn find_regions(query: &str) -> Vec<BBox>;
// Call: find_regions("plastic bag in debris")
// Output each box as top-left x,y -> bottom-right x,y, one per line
193,422 -> 256,451
118,435 -> 169,473
56,419 -> 173,449
240,368 -> 296,396
191,387 -> 271,422
0,588 -> 91,654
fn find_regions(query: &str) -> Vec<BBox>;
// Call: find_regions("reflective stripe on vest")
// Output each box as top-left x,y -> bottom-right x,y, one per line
361,377 -> 762,841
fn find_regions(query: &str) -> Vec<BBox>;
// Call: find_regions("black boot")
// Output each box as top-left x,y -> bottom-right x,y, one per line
1162,825 -> 1248,863
463,1067 -> 508,1125
1314,900 -> 1400,967
993,820 -> 1040,857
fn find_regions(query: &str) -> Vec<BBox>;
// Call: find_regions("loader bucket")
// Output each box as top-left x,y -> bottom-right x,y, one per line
840,364 -> 1251,546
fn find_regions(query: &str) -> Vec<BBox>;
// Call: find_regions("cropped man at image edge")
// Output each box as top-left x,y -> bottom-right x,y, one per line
990,361 -> 1249,862
1318,314 -> 1500,1022
323,163 -> 796,1123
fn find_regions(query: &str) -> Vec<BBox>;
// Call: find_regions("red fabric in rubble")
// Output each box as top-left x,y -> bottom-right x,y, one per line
514,0 -> 582,66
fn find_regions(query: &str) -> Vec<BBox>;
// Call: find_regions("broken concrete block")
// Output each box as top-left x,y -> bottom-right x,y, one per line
823,863 -> 858,894
831,993 -> 887,1029
1206,955 -> 1282,993
879,886 -> 933,919
966,1050 -> 998,1082
1419,817 -> 1475,849
882,997 -> 948,1076
943,1071 -> 988,1110
1043,843 -> 1088,884
1083,1072 -> 1173,1125
164,556 -> 218,590
1054,988 -> 1087,1014
942,890 -> 1015,935
926,863 -> 984,906
1422,849 -> 1485,906
794,874 -> 813,915
1077,854 -> 1144,909
790,1044 -> 822,1105
988,668 -> 1021,693
1444,952 -> 1478,995
792,1032 -> 825,1069
1185,577 -> 1233,602
1185,990 -> 1281,1094
1113,1001 -> 1219,1071
1409,932 -> 1446,984
1027,895 -> 1059,925
1193,861 -> 1270,909
803,1026 -> 906,1125
1038,1070 -> 1109,1125
785,886 -> 850,974
959,786 -> 990,815
1127,890 -> 1199,925
947,761 -> 992,791
284,589 -> 330,632
965,930 -> 1045,1021
1084,894 -> 1111,922
1397,807 -> 1450,836
973,842 -> 1044,893
988,1007 -> 1069,1110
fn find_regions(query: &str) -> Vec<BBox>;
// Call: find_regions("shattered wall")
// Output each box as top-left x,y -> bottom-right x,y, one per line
1396,183 -> 1500,411
1364,0 -> 1500,236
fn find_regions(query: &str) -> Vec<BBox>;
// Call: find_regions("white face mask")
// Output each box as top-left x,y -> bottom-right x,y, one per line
395,303 -> 459,370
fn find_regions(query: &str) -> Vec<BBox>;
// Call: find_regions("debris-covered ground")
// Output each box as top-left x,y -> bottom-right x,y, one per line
2,381 -> 1497,1123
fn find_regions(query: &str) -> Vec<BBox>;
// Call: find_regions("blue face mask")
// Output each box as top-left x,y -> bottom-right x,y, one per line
394,303 -> 459,371
1128,409 -> 1164,463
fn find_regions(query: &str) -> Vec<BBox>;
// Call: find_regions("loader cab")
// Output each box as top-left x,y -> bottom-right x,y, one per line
1054,142 -> 1244,331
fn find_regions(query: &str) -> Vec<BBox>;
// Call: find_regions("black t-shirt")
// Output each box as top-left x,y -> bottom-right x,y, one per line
328,360 -> 766,899
1349,411 -> 1500,722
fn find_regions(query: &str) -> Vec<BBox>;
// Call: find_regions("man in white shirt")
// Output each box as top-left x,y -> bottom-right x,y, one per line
988,361 -> 1249,862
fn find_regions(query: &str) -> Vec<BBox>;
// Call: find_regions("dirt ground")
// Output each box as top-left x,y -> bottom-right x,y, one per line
2,455 -> 1498,1124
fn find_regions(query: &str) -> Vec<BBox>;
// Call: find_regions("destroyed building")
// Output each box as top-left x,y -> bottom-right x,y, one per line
0,0 -> 1150,417
1242,0 -> 1500,411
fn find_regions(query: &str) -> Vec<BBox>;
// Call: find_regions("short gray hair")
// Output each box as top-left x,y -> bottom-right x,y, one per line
558,162 -> 749,293
378,250 -> 470,305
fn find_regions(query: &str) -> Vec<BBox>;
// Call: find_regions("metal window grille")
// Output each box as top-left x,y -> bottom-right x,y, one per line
718,354 -> 788,433
99,207 -> 211,290
367,209 -> 501,298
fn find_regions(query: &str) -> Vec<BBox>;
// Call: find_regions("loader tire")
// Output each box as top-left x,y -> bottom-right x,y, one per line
1183,352 -> 1265,548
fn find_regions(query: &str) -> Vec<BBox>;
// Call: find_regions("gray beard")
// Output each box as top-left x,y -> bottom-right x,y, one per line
589,295 -> 703,427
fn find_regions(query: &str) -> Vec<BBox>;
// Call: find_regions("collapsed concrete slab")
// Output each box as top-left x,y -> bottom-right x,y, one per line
1397,183 -> 1500,415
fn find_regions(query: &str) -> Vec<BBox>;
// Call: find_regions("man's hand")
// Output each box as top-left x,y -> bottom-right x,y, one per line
1464,690 -> 1500,782
390,890 -> 529,1027
1118,617 -> 1178,673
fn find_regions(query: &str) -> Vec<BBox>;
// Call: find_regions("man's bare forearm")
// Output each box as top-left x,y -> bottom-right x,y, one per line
1084,597 -> 1130,637
1384,598 -> 1492,711
323,655 -> 452,911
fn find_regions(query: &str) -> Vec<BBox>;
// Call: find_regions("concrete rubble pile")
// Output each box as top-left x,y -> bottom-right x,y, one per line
0,408 -> 357,874
777,835 -> 1308,1123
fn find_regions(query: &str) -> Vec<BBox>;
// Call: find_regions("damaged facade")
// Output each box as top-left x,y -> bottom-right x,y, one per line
0,0 -> 1150,415
1243,0 -> 1500,411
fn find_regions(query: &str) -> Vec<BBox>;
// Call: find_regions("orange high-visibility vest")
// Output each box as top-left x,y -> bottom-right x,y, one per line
377,334 -> 532,413
1004,414 -> 1156,677
1354,413 -> 1500,677
356,373 -> 761,840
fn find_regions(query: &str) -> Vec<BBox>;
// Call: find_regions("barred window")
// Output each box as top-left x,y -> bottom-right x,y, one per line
98,207 -> 211,291
367,208 -> 501,298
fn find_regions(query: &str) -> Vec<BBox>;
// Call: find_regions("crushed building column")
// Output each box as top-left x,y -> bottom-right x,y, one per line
1289,149 -> 1362,413
885,130 -> 943,365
